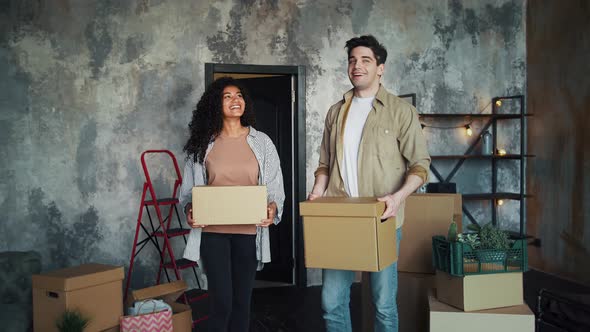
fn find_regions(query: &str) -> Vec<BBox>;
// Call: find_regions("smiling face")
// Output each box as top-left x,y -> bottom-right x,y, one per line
221,85 -> 245,120
348,46 -> 384,94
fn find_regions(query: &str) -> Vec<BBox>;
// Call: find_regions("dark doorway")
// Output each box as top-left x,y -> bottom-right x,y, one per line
205,64 -> 307,287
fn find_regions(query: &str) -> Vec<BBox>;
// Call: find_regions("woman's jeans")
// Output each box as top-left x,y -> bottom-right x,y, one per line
322,228 -> 402,332
200,232 -> 258,332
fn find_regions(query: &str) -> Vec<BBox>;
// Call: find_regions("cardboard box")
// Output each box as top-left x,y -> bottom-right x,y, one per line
429,291 -> 534,332
435,270 -> 523,311
129,281 -> 192,332
398,272 -> 436,332
300,197 -> 396,272
192,185 -> 267,225
32,264 -> 124,332
399,194 -> 459,273
413,193 -> 463,226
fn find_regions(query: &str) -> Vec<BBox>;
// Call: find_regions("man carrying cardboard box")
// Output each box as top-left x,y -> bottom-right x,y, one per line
308,35 -> 430,332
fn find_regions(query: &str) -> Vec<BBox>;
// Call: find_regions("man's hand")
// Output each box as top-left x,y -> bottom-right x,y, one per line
185,203 -> 206,228
307,191 -> 322,201
378,193 -> 404,219
308,174 -> 328,201
259,201 -> 277,227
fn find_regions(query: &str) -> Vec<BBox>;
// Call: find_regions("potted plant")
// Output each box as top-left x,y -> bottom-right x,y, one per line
470,223 -> 512,263
446,220 -> 481,249
55,309 -> 90,332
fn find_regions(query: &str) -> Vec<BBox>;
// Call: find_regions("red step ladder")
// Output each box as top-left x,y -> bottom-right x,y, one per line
124,150 -> 208,327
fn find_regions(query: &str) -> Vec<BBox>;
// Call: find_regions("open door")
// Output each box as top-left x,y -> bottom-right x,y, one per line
205,64 -> 307,286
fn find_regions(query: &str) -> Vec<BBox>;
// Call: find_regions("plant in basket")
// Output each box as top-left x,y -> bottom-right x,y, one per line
469,223 -> 512,265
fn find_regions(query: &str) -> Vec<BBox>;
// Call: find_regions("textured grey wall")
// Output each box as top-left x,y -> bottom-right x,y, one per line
0,0 -> 525,287
527,0 -> 590,286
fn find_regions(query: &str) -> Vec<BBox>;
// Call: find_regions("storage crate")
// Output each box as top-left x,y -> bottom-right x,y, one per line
432,235 -> 527,276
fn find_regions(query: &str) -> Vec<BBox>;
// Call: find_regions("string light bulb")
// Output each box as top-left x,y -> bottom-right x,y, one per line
497,199 -> 504,206
495,100 -> 502,107
465,124 -> 473,136
497,148 -> 507,156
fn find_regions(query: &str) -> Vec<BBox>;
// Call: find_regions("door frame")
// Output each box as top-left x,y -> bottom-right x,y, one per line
205,63 -> 307,287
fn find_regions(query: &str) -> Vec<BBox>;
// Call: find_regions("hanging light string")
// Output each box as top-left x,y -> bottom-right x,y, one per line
420,100 -> 493,131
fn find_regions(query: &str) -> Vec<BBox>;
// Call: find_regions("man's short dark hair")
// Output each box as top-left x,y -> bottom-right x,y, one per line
345,35 -> 388,65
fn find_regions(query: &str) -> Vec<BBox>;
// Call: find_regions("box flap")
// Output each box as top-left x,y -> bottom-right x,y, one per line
32,264 -> 124,291
130,281 -> 188,306
300,197 -> 385,217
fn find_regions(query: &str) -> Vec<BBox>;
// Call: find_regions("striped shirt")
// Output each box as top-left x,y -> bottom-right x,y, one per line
180,127 -> 285,270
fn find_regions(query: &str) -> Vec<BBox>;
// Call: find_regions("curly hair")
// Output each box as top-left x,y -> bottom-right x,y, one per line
345,35 -> 388,65
183,76 -> 256,163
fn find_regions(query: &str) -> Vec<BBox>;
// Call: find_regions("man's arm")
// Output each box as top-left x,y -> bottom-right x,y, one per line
378,174 -> 423,219
379,104 -> 431,218
308,107 -> 334,200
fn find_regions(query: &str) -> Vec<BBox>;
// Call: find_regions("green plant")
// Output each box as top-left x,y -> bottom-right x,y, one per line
478,223 -> 511,250
457,232 -> 480,249
447,220 -> 458,242
55,309 -> 90,332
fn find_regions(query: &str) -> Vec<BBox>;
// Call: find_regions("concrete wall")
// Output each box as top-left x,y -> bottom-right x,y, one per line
0,0 -> 525,287
527,0 -> 590,285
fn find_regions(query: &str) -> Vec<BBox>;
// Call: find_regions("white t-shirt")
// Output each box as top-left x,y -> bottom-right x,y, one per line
341,96 -> 375,197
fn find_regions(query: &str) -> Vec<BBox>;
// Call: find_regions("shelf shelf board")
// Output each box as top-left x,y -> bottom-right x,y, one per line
419,113 -> 532,119
431,154 -> 535,160
462,193 -> 533,200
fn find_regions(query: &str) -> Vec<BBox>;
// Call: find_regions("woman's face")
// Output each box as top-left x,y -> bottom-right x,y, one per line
221,85 -> 245,120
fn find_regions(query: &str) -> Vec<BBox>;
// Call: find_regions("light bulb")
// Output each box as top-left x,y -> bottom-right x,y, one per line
497,199 -> 504,206
495,100 -> 502,107
497,148 -> 507,156
465,125 -> 473,136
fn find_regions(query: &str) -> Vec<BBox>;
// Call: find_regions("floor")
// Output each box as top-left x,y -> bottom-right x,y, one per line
189,268 -> 590,332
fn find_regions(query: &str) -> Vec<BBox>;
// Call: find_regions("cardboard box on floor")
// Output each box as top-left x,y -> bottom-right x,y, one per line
192,185 -> 267,225
32,263 -> 124,332
128,280 -> 192,332
435,270 -> 523,311
398,194 -> 460,274
398,272 -> 436,332
300,197 -> 397,272
429,291 -> 534,332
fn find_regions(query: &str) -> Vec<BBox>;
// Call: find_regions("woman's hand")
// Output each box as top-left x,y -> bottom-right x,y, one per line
259,201 -> 277,227
185,203 -> 206,228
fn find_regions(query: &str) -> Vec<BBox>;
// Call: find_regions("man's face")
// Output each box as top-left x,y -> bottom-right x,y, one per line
347,46 -> 384,91
221,85 -> 245,120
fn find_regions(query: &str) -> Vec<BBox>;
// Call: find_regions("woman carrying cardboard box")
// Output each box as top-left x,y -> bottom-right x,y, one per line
179,77 -> 285,332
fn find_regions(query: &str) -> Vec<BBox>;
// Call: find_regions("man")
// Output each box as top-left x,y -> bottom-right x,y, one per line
308,35 -> 430,331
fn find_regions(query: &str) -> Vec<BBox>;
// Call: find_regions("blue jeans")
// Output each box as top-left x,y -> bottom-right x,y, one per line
322,228 -> 402,332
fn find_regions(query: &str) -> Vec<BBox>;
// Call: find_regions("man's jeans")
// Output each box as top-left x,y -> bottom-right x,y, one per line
322,228 -> 402,332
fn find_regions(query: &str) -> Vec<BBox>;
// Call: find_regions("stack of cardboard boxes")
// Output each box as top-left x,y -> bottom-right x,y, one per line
430,242 -> 534,331
397,193 -> 460,332
32,264 -> 193,332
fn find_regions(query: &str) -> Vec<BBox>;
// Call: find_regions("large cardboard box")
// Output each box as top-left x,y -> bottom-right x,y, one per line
399,194 -> 459,273
300,197 -> 396,271
435,270 -> 523,311
192,185 -> 267,225
429,292 -> 534,332
129,281 -> 193,332
32,264 -> 124,332
398,272 -> 436,332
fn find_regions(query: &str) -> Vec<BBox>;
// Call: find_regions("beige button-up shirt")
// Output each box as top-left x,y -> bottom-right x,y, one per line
314,85 -> 431,228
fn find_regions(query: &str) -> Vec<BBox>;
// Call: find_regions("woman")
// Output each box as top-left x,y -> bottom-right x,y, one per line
179,77 -> 285,332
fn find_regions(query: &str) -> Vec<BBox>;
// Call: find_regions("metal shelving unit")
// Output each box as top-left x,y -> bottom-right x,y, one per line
420,95 -> 532,237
